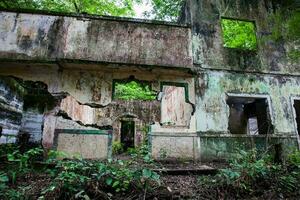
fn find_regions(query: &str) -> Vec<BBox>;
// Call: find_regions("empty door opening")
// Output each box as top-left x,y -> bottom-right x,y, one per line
293,100 -> 300,135
121,120 -> 135,150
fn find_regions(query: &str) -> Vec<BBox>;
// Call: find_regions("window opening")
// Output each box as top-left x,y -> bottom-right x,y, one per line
113,79 -> 156,100
221,18 -> 257,50
227,96 -> 272,135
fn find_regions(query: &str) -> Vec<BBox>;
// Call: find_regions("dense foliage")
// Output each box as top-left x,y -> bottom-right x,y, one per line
114,81 -> 156,101
221,18 -> 257,50
198,149 -> 300,199
143,0 -> 184,21
0,0 -> 184,21
0,145 -> 160,199
0,0 -> 140,17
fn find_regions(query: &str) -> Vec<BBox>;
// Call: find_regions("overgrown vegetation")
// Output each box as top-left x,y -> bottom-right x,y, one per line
143,0 -> 184,21
114,81 -> 156,101
221,18 -> 257,50
197,149 -> 300,199
267,2 -> 300,62
1,144 -> 300,199
0,144 -> 160,199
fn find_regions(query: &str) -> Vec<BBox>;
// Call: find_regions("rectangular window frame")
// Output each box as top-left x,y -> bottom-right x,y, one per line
112,78 -> 154,101
220,17 -> 258,51
226,93 -> 274,135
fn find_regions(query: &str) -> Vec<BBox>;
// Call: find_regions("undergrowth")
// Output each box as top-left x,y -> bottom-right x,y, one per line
2,144 -> 300,199
0,145 -> 160,200
197,148 -> 300,199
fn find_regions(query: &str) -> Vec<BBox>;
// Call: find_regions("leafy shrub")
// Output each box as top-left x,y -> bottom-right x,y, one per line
7,147 -> 43,172
287,150 -> 300,168
112,141 -> 124,155
128,144 -> 153,163
40,156 -> 160,199
198,148 -> 300,198
0,143 -> 19,157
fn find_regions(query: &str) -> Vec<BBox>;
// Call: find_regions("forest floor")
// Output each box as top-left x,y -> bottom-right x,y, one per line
1,145 -> 300,199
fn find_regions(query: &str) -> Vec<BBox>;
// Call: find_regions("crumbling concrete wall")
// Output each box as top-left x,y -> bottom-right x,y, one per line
178,0 -> 300,160
20,110 -> 43,143
0,63 -> 196,158
0,77 -> 24,143
183,0 -> 299,74
195,70 -> 300,135
0,11 -> 192,68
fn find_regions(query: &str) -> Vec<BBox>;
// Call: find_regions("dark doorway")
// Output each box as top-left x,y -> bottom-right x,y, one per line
293,100 -> 300,135
121,120 -> 135,150
227,96 -> 272,135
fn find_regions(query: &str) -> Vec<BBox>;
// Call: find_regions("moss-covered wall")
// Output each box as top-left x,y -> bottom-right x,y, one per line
0,11 -> 192,68
195,70 -> 300,135
185,0 -> 299,74
200,135 -> 298,161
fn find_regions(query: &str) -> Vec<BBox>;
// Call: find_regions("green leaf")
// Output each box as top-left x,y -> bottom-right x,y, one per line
112,180 -> 120,188
106,177 -> 113,186
142,168 -> 152,178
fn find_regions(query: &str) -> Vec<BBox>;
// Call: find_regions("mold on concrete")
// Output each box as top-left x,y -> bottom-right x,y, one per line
0,11 -> 193,68
182,0 -> 299,74
0,1 -> 299,160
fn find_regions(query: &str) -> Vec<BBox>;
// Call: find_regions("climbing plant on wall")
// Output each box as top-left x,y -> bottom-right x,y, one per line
114,81 -> 156,101
221,18 -> 257,50
267,1 -> 300,62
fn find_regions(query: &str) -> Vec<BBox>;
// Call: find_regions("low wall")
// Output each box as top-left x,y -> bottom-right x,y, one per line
199,134 -> 299,162
149,132 -> 200,160
53,129 -> 112,159
149,132 -> 299,161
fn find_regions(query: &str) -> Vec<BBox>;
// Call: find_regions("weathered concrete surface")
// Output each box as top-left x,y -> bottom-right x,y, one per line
0,77 -> 24,143
0,11 -> 192,68
0,64 -> 196,158
55,133 -> 109,159
1,3 -> 299,160
20,110 -> 43,143
199,134 -> 298,161
183,0 -> 299,74
161,85 -> 193,127
195,70 -> 300,136
150,132 -> 199,160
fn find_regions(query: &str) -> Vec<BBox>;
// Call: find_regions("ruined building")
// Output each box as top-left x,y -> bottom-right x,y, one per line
0,1 -> 299,160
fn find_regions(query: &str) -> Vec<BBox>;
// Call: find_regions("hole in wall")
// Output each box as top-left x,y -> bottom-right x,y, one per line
221,18 -> 257,51
113,77 -> 156,101
226,96 -> 272,135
